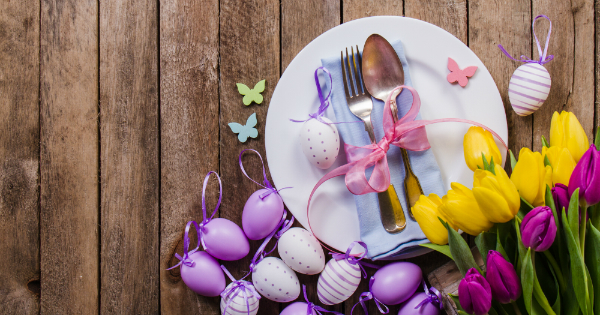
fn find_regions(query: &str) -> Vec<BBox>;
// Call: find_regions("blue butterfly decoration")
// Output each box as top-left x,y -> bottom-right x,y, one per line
228,113 -> 258,143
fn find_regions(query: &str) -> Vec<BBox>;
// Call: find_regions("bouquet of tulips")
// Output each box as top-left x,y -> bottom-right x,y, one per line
413,111 -> 600,315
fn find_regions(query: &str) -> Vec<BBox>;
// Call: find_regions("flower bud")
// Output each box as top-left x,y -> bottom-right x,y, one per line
463,126 -> 502,172
521,206 -> 557,251
458,268 -> 492,315
486,250 -> 521,304
568,145 -> 600,207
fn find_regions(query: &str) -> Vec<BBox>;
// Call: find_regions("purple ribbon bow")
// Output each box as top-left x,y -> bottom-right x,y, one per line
301,285 -> 343,315
330,241 -> 380,279
498,15 -> 553,65
351,277 -> 389,315
166,220 -> 202,270
414,280 -> 443,310
289,67 -> 334,125
248,210 -> 295,273
239,149 -> 291,199
220,265 -> 261,315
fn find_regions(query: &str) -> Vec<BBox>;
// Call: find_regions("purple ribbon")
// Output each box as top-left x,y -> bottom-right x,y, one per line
220,265 -> 261,315
330,241 -> 380,279
351,277 -> 389,315
248,210 -> 294,274
498,15 -> 553,65
166,220 -> 201,270
290,67 -> 334,125
239,149 -> 290,199
414,280 -> 443,310
300,285 -> 343,315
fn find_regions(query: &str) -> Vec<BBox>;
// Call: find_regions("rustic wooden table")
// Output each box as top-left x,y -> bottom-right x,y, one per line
1,0 -> 595,314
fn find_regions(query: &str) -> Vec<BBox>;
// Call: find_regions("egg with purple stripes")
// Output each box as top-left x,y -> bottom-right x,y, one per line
220,280 -> 260,315
508,63 -> 551,116
317,257 -> 362,305
252,257 -> 300,302
278,227 -> 325,275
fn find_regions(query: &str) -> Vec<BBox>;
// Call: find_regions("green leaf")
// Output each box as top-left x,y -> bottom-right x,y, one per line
518,197 -> 535,220
533,272 -> 557,315
420,243 -> 453,260
510,149 -> 518,171
595,127 -> 600,151
542,135 -> 550,148
586,222 -> 600,315
475,232 -> 497,265
515,218 -> 527,271
441,219 -> 481,276
488,307 -> 500,315
562,208 -> 590,315
568,189 -> 581,250
496,229 -> 509,261
546,185 -> 559,229
522,248 -> 534,314
544,155 -> 552,168
450,293 -> 466,312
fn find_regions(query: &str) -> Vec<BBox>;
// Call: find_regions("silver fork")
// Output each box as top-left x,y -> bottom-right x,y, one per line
341,46 -> 406,233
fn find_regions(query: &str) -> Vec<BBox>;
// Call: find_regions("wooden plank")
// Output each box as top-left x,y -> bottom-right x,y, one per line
469,0 -> 532,159
280,0 -> 341,312
40,0 -> 99,313
99,0 -> 159,313
219,0 -> 280,314
0,0 -> 40,313
531,0 -> 595,152
404,0 -> 467,44
342,0 -> 403,23
159,0 -> 221,312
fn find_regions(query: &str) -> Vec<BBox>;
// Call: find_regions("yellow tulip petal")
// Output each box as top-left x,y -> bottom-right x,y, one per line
413,194 -> 451,245
440,184 -> 493,235
463,126 -> 503,172
553,148 -> 576,186
473,187 -> 513,223
511,148 -> 540,205
550,111 -> 565,148
564,112 -> 589,162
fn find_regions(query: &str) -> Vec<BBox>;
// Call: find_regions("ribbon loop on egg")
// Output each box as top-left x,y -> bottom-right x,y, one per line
414,280 -> 443,310
330,241 -> 379,279
351,277 -> 389,315
220,265 -> 260,315
239,149 -> 291,199
166,220 -> 202,270
301,285 -> 343,315
289,67 -> 333,125
248,210 -> 294,275
498,15 -> 553,65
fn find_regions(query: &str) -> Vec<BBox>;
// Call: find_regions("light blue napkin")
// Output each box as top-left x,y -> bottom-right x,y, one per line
321,40 -> 445,260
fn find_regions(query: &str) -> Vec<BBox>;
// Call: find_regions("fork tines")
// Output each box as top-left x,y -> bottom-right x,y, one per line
340,45 -> 365,98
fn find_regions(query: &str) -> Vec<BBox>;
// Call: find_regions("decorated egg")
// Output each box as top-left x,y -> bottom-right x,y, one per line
252,257 -> 300,302
299,118 -> 339,169
242,189 -> 284,240
180,251 -> 226,297
397,292 -> 440,315
220,280 -> 260,315
371,262 -> 422,305
508,63 -> 551,116
280,302 -> 315,315
203,218 -> 250,261
278,227 -> 325,275
317,257 -> 361,305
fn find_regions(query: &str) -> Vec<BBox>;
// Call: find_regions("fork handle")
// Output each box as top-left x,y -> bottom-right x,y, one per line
362,116 -> 377,143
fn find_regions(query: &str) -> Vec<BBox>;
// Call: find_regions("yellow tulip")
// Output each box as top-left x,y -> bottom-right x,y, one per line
472,164 -> 521,223
542,146 -> 576,186
438,182 -> 494,236
550,111 -> 589,162
510,148 -> 552,207
463,126 -> 502,172
412,194 -> 457,245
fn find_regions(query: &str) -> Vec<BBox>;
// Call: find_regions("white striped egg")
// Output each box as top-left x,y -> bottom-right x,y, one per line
278,227 -> 325,275
317,257 -> 362,305
252,257 -> 300,302
220,281 -> 260,315
508,63 -> 551,116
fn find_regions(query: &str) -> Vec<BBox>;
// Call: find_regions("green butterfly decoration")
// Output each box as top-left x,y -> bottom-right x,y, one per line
236,79 -> 266,105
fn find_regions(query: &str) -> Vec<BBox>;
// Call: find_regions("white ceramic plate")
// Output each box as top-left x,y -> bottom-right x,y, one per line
265,16 -> 507,254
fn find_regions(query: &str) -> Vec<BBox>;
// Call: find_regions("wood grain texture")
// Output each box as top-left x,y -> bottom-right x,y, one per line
219,0 -> 281,313
159,0 -> 221,312
469,0 -> 532,158
342,0 -> 403,23
40,0 -> 99,313
532,0 -> 595,152
99,0 -> 159,313
404,0 -> 467,44
0,0 -> 40,314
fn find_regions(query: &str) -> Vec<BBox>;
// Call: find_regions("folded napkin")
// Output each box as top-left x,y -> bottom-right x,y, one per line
321,40 -> 445,260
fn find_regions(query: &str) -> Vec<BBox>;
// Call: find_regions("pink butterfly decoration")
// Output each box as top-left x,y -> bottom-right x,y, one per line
446,57 -> 478,87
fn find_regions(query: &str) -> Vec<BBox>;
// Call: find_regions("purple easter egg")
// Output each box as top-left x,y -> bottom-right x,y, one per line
180,251 -> 225,297
242,189 -> 284,240
371,262 -> 422,305
280,302 -> 316,315
397,292 -> 440,315
203,218 -> 250,261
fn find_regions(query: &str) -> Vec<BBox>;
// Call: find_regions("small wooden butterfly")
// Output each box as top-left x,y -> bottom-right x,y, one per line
236,80 -> 266,105
447,58 -> 477,87
228,113 -> 258,143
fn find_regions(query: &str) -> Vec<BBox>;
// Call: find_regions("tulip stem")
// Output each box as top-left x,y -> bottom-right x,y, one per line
511,301 -> 523,315
581,205 -> 588,257
591,205 -> 600,230
543,251 -> 566,292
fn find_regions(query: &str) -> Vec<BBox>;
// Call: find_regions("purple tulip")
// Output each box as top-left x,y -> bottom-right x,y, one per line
486,250 -> 521,304
569,145 -> 600,207
458,268 -> 492,315
521,206 -> 557,251
552,183 -> 570,214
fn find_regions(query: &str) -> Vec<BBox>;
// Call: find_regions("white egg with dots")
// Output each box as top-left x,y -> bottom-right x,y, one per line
299,117 -> 339,169
508,63 -> 551,116
278,227 -> 326,275
317,257 -> 362,305
252,257 -> 300,303
220,281 -> 260,315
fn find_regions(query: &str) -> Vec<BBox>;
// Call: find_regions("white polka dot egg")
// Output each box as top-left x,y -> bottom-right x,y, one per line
220,280 -> 260,315
299,118 -> 339,169
252,257 -> 300,302
278,227 -> 325,275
